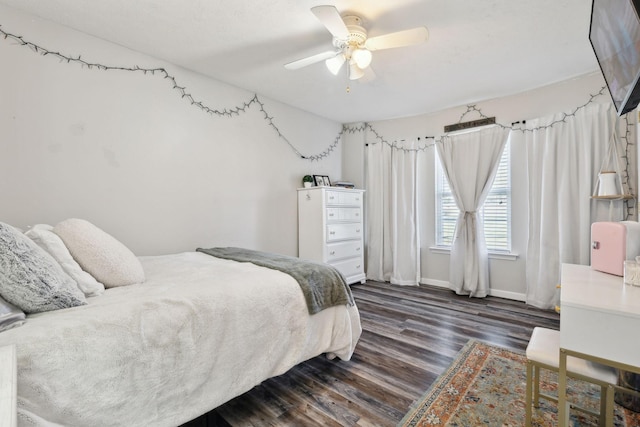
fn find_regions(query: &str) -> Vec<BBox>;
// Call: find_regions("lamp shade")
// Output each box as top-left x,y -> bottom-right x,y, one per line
325,54 -> 345,75
349,62 -> 365,80
352,48 -> 372,69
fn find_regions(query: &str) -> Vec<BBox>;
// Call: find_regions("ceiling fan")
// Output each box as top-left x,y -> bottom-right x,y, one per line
284,5 -> 428,81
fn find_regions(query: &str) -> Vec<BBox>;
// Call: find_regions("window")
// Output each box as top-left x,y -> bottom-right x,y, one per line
435,141 -> 511,252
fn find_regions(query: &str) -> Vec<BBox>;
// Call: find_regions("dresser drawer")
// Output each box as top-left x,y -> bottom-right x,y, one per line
326,207 -> 361,222
326,241 -> 363,262
326,223 -> 362,242
331,257 -> 364,279
326,190 -> 363,206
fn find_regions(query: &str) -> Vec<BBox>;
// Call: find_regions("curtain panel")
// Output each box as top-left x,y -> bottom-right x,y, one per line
436,126 -> 510,297
519,103 -> 622,309
365,140 -> 421,285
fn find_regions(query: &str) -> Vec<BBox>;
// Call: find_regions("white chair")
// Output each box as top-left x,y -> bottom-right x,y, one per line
525,327 -> 617,427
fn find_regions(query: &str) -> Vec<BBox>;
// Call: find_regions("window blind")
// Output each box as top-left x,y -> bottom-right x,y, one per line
436,142 -> 511,251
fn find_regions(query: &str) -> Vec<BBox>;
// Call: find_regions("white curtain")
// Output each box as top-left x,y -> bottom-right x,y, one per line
436,126 -> 510,297
520,103 -> 620,309
365,140 -> 420,285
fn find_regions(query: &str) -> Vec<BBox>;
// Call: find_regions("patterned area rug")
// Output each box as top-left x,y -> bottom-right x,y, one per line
399,340 -> 640,426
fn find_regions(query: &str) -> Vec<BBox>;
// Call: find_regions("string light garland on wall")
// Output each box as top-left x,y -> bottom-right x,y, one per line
350,86 -> 614,152
348,86 -> 635,219
0,24 -> 340,162
0,24 -> 635,209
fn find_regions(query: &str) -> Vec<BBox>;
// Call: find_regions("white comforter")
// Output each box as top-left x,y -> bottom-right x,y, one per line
0,252 -> 362,426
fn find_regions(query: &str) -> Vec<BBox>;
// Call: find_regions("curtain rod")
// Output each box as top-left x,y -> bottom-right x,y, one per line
363,119 -> 526,147
364,136 -> 435,147
395,136 -> 436,141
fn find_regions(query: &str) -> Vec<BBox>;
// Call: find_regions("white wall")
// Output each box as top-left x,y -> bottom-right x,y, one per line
343,72 -> 637,300
2,6 -> 635,301
0,5 -> 344,256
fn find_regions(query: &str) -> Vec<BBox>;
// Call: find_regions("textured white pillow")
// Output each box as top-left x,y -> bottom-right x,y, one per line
26,224 -> 105,297
0,222 -> 87,313
54,219 -> 145,288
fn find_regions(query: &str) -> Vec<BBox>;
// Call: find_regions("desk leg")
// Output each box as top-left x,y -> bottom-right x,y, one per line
558,348 -> 569,427
606,384 -> 614,427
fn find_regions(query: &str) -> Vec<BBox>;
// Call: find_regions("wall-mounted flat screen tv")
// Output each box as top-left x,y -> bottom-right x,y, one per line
589,0 -> 640,116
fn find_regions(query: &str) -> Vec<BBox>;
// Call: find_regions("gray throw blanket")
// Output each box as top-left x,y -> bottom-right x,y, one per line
196,247 -> 354,314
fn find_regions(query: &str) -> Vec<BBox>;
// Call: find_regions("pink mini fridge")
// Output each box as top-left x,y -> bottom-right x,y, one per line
591,221 -> 640,276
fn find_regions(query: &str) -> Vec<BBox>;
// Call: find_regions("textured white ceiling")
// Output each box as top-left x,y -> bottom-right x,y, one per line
0,0 -> 599,123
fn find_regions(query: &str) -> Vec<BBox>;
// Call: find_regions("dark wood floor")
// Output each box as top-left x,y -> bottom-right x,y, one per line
184,281 -> 560,427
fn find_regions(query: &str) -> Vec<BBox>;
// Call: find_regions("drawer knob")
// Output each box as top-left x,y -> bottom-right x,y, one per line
356,247 -> 361,251
355,213 -> 360,216
330,251 -> 335,255
329,213 -> 334,217
356,265 -> 361,269
330,231 -> 335,235
356,229 -> 361,233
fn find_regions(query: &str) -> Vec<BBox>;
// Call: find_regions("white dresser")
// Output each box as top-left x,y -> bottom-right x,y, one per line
298,187 -> 366,285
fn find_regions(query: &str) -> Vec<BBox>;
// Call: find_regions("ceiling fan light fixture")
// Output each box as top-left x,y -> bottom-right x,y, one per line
325,54 -> 345,75
352,48 -> 372,69
349,62 -> 365,80
285,6 -> 429,84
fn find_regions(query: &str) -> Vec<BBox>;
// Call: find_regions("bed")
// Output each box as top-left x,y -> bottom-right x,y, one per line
0,219 -> 361,427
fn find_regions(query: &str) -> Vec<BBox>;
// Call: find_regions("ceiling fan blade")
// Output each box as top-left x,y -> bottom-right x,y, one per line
311,5 -> 349,39
365,27 -> 429,51
284,50 -> 340,70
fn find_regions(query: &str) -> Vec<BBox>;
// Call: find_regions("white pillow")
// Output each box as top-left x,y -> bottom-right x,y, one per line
26,224 -> 105,297
53,219 -> 145,288
0,222 -> 87,313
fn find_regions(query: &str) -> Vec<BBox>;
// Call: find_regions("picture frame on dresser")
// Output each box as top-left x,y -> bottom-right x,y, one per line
313,175 -> 331,187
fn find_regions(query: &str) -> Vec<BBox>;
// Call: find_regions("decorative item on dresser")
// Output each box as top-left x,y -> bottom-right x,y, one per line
298,187 -> 366,285
302,175 -> 314,188
313,174 -> 331,187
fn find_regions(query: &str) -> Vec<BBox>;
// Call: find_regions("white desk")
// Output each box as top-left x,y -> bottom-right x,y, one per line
559,263 -> 640,426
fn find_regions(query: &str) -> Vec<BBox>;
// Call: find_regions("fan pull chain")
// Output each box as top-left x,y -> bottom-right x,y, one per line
345,65 -> 351,93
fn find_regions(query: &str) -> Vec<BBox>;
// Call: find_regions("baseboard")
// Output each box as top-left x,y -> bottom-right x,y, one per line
420,278 -> 449,288
420,278 -> 526,302
488,288 -> 526,302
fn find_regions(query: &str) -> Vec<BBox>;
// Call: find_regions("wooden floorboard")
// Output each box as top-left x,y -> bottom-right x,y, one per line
184,281 -> 559,426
